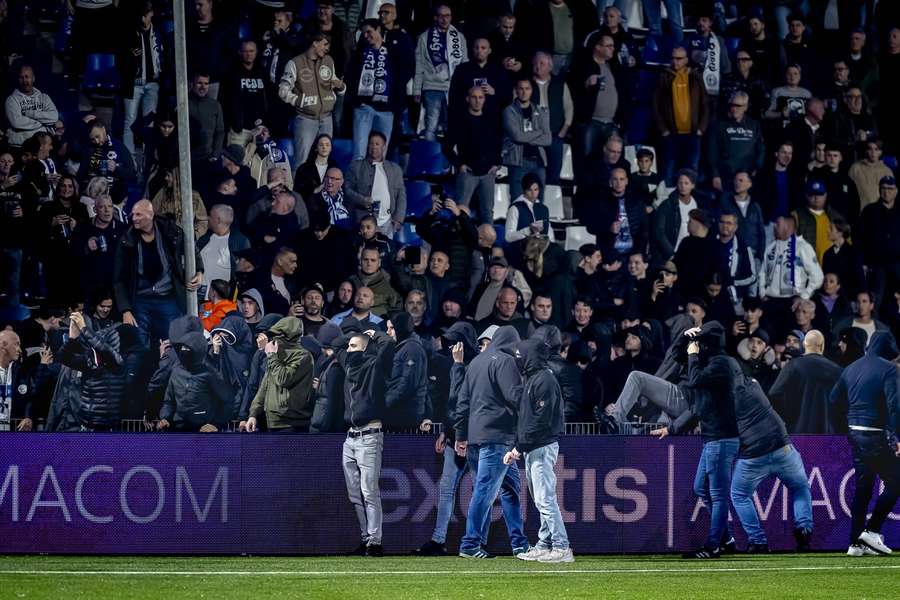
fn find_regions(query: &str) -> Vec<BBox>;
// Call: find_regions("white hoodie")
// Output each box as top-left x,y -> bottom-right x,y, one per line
758,234 -> 823,300
4,88 -> 59,147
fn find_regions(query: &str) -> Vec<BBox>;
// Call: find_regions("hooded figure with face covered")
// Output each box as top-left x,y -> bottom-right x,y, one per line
158,331 -> 233,431
531,325 -> 586,422
381,313 -> 428,430
146,316 -> 205,420
247,316 -> 314,432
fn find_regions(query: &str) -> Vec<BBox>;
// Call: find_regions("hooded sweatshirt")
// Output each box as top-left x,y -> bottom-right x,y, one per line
238,313 -> 284,420
249,316 -> 315,429
5,87 -> 59,146
514,337 -> 564,453
343,331 -> 394,428
383,313 -> 428,429
160,331 -> 233,429
209,312 -> 254,406
830,332 -> 900,433
532,325 -> 585,421
454,326 -> 523,445
146,316 -> 204,419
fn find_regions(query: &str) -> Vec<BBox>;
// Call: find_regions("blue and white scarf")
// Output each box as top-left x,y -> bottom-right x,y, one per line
427,26 -> 464,78
323,190 -> 350,225
359,45 -> 392,103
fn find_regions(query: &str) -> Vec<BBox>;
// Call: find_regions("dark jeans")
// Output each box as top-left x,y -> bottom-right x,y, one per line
848,429 -> 900,544
661,133 -> 701,187
459,442 -> 528,553
132,294 -> 183,348
694,438 -> 739,549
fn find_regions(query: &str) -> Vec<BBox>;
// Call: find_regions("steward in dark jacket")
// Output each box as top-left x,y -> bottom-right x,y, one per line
454,326 -> 523,446
531,326 -> 585,422
769,351 -> 843,433
58,321 -> 127,430
383,314 -> 428,430
159,332 -> 233,431
249,317 -> 315,431
830,332 -> 900,433
512,336 -> 564,454
343,331 -> 394,429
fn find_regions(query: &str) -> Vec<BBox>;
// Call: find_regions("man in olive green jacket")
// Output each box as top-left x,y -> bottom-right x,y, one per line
247,316 -> 315,432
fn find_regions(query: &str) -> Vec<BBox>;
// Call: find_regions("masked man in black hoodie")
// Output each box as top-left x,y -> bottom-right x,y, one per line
383,313 -> 428,430
504,336 -> 572,564
342,329 -> 394,558
454,325 -> 529,559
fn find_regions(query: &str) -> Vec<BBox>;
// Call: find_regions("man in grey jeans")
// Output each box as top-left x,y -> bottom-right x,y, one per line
342,330 -> 394,557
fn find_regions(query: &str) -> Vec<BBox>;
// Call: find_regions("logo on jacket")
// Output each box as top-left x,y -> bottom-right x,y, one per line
318,65 -> 333,80
17,385 -> 27,395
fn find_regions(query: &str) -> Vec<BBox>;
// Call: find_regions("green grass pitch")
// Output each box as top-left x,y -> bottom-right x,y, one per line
2,554 -> 899,599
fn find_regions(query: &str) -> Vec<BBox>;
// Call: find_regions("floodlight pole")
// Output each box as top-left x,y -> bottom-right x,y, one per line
173,0 -> 198,315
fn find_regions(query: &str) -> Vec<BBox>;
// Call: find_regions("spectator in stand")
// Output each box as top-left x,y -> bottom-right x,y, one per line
844,28 -> 878,98
298,284 -> 330,338
739,8 -> 786,86
188,73 -> 225,199
813,272 -> 853,337
768,329 -> 843,433
294,134 -> 339,202
222,40 -> 268,148
820,60 -> 853,117
833,291 -> 890,346
781,13 -> 815,88
247,316 -> 315,432
756,141 -> 805,226
445,86 -> 502,224
858,176 -> 900,312
810,145 -> 860,226
734,328 -> 778,393
583,167 -> 647,263
278,33 -> 346,164
77,121 -> 136,205
199,279 -> 237,332
121,3 -> 162,157
708,91 -> 764,194
4,65 -> 58,149
821,217 -> 865,299
849,139 -> 894,211
346,19 -> 405,160
490,13 -> 528,77
503,79 -> 551,200
331,286 -> 384,329
393,247 -> 454,320
764,64 -> 811,126
531,52 -> 572,186
0,330 -> 33,432
245,166 -> 308,230
197,204 -> 250,297
652,169 -> 709,265
74,194 -> 125,304
253,246 -> 297,317
344,131 -> 406,236
758,215 -> 823,336
712,208 -> 757,310
573,34 -> 618,174
674,209 -> 718,301
239,289 -> 266,333
151,167 -> 209,239
783,98 -> 825,176
685,7 -> 731,115
378,4 -> 415,94
793,179 -> 845,266
414,5 -> 468,142
449,37 -> 509,122
720,50 -> 769,121
38,175 -> 90,305
823,87 -> 877,158
505,173 -> 555,246
186,0 -> 232,100
533,0 -> 598,76
348,247 -> 402,318
260,9 -> 304,138
354,214 -> 395,264
718,171 -> 766,264
476,286 -> 532,340
653,46 -> 708,187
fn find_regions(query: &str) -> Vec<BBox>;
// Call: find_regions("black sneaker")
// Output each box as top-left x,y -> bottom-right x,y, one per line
415,540 -> 448,557
746,543 -> 770,554
512,546 -> 530,557
365,544 -> 384,557
720,537 -> 737,554
794,528 -> 812,552
682,547 -> 721,559
458,548 -> 496,559
347,542 -> 368,556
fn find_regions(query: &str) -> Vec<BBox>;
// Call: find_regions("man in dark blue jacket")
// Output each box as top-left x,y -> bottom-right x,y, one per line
383,313 -> 428,430
504,336 -> 572,563
649,322 -> 740,558
830,332 -> 900,556
454,325 -> 528,558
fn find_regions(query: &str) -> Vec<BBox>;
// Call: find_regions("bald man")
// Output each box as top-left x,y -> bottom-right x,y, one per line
113,200 -> 204,345
768,328 -> 843,433
5,65 -> 59,147
0,330 -> 33,431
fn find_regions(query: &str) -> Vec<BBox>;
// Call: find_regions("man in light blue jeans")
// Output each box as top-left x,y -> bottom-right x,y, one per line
505,333 -> 573,563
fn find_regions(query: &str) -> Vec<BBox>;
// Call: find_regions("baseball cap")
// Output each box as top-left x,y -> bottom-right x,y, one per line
880,175 -> 897,188
489,256 -> 509,268
478,325 -> 499,341
805,180 -> 826,195
661,260 -> 678,275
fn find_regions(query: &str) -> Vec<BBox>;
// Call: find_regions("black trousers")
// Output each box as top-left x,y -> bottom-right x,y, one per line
849,429 -> 900,544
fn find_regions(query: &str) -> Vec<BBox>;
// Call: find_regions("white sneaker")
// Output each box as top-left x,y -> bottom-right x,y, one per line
538,548 -> 575,563
859,530 -> 893,555
847,543 -> 878,557
517,546 -> 551,561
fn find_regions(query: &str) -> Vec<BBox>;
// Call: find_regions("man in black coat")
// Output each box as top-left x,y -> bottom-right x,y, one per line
578,168 -> 648,261
769,330 -> 843,433
531,325 -> 585,422
383,313 -> 428,430
0,330 -> 33,431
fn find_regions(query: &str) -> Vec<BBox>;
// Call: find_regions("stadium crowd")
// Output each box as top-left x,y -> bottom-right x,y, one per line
4,0 -> 900,564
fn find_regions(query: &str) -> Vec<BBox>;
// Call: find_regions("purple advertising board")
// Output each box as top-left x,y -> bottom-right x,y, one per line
0,433 -> 896,554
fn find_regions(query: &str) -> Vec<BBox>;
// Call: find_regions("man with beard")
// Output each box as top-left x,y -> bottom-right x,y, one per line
300,284 -> 328,338
331,286 -> 384,330
735,329 -> 778,393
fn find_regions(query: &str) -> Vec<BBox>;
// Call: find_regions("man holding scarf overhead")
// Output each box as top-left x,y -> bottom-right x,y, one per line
347,20 -> 405,160
414,5 -> 468,142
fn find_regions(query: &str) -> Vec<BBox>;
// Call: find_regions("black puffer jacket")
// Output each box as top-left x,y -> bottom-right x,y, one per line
531,325 -> 585,422
160,332 -> 233,429
454,326 -> 523,445
514,337 -> 564,453
59,325 -> 126,428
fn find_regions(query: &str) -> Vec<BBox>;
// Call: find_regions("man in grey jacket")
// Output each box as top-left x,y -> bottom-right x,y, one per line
503,79 -> 551,199
414,4 -> 468,141
344,131 -> 406,236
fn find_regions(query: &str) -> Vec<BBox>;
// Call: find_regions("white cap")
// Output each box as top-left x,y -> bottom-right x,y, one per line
478,325 -> 499,342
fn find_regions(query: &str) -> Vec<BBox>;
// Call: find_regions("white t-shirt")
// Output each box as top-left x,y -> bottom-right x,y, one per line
371,161 -> 391,226
200,233 -> 231,297
676,197 -> 697,251
0,365 -> 12,425
315,161 -> 327,182
853,319 -> 876,344
272,274 -> 290,302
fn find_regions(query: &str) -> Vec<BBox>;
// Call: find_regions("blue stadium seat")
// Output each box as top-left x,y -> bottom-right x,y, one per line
331,139 -> 353,171
406,140 -> 446,179
641,35 -> 673,67
162,19 -> 176,36
0,305 -> 31,324
395,222 -> 422,246
493,224 -> 506,247
404,180 -> 432,219
239,19 -> 252,41
83,53 -> 120,94
726,37 -> 741,62
884,155 -> 898,171
278,138 -> 294,164
54,15 -> 74,54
